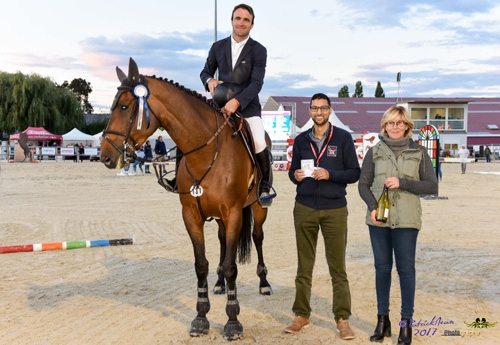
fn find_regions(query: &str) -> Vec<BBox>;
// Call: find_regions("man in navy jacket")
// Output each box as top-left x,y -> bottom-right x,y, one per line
200,3 -> 272,207
285,93 -> 360,340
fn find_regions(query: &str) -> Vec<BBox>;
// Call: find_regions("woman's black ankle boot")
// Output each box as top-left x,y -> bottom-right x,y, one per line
398,318 -> 412,345
369,314 -> 391,342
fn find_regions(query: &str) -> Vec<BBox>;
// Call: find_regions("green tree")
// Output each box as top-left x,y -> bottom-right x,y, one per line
60,78 -> 94,114
0,71 -> 85,138
353,81 -> 363,98
82,119 -> 108,135
375,81 -> 385,98
338,85 -> 350,97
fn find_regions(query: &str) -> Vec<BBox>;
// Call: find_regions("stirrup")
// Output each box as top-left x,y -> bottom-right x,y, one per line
258,181 -> 277,208
162,177 -> 177,192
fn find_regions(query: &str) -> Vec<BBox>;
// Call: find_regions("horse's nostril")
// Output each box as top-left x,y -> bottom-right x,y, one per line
99,155 -> 111,164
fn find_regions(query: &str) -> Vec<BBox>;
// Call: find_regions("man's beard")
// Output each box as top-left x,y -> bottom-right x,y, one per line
313,116 -> 329,126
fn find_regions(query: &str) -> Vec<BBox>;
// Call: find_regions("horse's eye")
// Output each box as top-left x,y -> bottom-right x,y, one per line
120,105 -> 128,110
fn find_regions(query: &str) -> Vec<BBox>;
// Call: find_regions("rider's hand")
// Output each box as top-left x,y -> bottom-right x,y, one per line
222,98 -> 239,115
208,78 -> 223,95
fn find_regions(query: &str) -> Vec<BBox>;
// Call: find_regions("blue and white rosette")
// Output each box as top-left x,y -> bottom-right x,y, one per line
132,83 -> 150,130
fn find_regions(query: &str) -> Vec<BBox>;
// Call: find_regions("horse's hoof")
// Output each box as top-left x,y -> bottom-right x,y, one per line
189,317 -> 210,337
259,285 -> 273,295
222,320 -> 243,341
213,284 -> 226,295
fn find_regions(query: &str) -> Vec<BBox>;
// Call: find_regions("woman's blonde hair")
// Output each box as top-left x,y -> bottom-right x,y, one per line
380,105 -> 414,138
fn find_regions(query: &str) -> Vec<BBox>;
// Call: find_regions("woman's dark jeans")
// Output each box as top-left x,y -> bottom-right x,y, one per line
369,226 -> 418,320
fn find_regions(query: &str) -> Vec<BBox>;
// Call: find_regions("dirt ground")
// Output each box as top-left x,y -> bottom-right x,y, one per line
1,160 -> 499,344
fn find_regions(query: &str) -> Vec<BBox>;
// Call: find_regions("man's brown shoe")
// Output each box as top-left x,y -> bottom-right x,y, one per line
284,316 -> 310,334
337,318 -> 355,340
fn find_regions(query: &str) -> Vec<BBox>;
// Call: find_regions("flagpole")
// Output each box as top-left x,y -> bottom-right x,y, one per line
214,0 -> 218,42
214,0 -> 218,80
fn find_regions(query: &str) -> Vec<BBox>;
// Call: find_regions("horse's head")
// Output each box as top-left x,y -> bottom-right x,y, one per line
100,58 -> 158,168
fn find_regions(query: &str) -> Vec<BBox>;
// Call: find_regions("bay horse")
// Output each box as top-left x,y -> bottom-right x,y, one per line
100,58 -> 272,340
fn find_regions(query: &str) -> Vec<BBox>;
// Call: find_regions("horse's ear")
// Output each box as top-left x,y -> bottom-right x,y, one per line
128,57 -> 140,84
116,66 -> 127,83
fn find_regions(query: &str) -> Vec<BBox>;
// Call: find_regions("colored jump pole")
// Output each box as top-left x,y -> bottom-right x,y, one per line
0,238 -> 134,254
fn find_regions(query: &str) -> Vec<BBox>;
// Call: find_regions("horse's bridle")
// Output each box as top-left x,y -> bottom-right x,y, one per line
102,79 -> 162,163
102,104 -> 148,163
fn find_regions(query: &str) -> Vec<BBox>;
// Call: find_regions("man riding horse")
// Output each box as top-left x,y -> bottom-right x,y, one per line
166,3 -> 274,207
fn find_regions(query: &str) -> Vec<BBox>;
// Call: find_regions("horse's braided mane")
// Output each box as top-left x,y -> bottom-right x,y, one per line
146,75 -> 220,112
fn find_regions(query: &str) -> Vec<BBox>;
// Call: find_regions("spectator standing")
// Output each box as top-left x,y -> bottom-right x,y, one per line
484,146 -> 492,163
154,136 -> 167,161
437,147 -> 443,181
457,145 -> 469,174
78,143 -> 85,163
144,140 -> 153,174
73,144 -> 79,163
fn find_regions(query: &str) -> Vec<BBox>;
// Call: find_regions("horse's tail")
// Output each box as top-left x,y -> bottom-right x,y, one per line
237,205 -> 253,264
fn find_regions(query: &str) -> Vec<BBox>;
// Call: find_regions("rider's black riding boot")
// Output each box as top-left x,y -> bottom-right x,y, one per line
255,150 -> 273,207
165,148 -> 182,192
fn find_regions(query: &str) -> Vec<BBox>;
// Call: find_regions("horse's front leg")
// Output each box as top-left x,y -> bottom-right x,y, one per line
187,224 -> 211,337
221,216 -> 243,341
252,204 -> 273,295
213,219 -> 227,295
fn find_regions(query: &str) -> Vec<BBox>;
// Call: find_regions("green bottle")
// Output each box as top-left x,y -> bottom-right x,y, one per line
375,185 -> 389,223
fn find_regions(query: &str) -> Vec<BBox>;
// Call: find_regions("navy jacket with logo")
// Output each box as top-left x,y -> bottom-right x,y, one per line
289,124 -> 361,210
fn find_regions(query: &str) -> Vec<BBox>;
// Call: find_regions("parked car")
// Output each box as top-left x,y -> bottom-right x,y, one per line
89,147 -> 101,162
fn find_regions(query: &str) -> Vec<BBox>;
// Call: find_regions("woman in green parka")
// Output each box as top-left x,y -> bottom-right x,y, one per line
358,106 -> 438,345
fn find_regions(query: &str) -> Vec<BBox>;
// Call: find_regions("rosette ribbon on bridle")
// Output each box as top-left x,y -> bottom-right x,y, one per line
132,82 -> 151,130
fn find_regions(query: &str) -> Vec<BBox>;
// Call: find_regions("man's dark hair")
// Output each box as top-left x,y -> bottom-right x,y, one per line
311,93 -> 331,107
232,4 -> 255,24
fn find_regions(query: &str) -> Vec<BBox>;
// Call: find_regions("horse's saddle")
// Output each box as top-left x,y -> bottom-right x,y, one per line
229,113 -> 257,165
211,82 -> 267,183
227,112 -> 273,189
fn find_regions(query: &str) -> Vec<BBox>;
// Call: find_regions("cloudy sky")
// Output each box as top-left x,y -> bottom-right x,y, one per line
2,0 -> 500,112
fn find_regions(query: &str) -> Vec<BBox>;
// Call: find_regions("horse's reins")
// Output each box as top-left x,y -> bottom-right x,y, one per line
155,109 -> 233,222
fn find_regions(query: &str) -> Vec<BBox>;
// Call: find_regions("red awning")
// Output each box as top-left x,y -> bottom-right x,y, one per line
9,127 -> 63,141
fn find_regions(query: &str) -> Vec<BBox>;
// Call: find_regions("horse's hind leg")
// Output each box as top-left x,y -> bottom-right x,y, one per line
252,203 -> 273,295
187,224 -> 211,337
213,219 -> 227,295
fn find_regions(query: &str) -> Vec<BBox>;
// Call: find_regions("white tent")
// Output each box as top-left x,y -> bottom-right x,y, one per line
148,128 -> 169,139
62,128 -> 96,147
93,131 -> 103,147
299,110 -> 352,133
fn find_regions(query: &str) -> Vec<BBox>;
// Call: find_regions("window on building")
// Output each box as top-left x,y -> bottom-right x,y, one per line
411,108 -> 427,129
409,105 -> 466,131
447,108 -> 464,130
430,107 -> 445,129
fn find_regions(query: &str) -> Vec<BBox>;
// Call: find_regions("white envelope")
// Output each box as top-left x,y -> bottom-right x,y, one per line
301,159 -> 315,177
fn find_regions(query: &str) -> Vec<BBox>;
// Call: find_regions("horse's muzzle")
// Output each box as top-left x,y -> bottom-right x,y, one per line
100,154 -> 117,169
